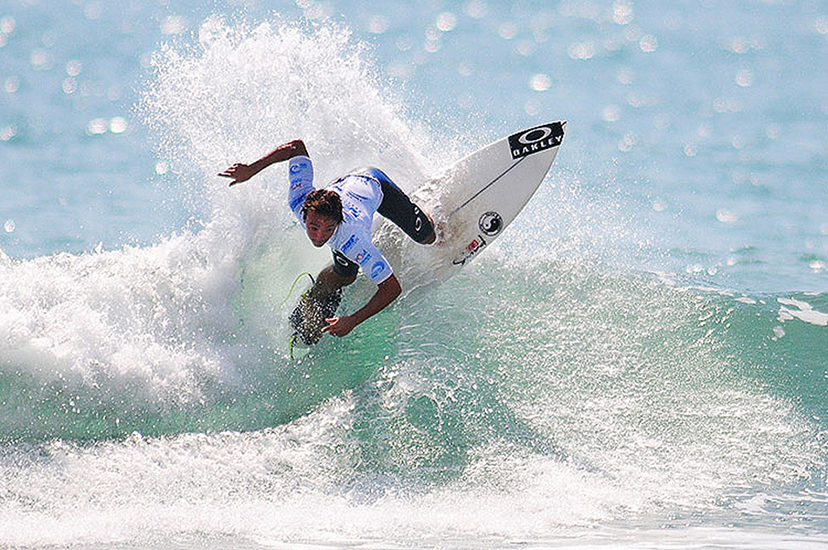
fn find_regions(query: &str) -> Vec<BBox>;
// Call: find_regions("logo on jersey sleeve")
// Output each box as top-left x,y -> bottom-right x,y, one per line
370,260 -> 389,280
341,234 -> 359,253
355,249 -> 372,266
289,158 -> 310,174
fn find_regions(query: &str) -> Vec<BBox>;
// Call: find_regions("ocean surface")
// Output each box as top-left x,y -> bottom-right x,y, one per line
1,0 -> 827,548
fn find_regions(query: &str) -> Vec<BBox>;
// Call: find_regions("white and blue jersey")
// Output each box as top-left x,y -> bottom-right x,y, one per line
288,155 -> 393,285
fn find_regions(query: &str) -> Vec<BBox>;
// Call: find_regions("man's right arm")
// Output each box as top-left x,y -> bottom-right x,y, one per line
219,140 -> 308,186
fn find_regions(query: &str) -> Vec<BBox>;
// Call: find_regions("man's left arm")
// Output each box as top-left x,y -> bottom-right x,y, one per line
322,274 -> 401,337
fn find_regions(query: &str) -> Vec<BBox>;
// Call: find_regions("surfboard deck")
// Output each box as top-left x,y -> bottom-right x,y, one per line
377,120 -> 566,289
289,120 -> 566,348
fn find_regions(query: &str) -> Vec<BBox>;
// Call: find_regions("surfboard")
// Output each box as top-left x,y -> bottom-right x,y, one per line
378,120 -> 567,289
289,120 -> 566,349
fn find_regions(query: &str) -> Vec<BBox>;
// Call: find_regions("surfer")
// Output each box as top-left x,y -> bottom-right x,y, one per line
220,140 -> 436,339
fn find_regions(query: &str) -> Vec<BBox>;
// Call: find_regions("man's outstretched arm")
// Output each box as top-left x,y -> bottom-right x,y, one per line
219,139 -> 308,186
322,274 -> 402,338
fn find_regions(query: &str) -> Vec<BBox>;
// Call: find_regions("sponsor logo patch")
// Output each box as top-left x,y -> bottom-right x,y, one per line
345,204 -> 360,220
370,261 -> 387,279
341,234 -> 359,253
355,249 -> 372,265
478,211 -> 503,236
508,122 -> 564,160
452,235 -> 487,265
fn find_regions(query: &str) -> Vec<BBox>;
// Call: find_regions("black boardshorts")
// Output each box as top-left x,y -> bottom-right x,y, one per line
332,168 -> 434,279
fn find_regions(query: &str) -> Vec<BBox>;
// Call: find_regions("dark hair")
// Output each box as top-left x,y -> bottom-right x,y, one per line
302,189 -> 343,224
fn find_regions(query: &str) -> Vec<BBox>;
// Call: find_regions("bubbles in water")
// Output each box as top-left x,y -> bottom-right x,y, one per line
0,15 -> 15,32
0,125 -> 16,141
464,0 -> 488,19
735,68 -> 754,87
716,209 -> 738,223
161,15 -> 188,35
529,73 -> 551,92
567,41 -> 595,60
86,118 -> 108,135
639,34 -> 658,53
4,76 -> 19,93
435,12 -> 457,32
66,59 -> 83,76
367,14 -> 389,34
29,48 -> 51,70
612,0 -> 634,25
62,78 -> 77,94
602,104 -> 621,122
498,22 -> 517,40
109,117 -> 128,134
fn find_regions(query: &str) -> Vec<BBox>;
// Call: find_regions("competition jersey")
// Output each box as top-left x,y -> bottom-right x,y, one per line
287,155 -> 393,285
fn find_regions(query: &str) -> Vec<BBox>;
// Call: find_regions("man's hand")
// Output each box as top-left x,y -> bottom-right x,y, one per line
321,275 -> 401,339
218,163 -> 257,186
221,140 -> 308,187
322,315 -> 358,337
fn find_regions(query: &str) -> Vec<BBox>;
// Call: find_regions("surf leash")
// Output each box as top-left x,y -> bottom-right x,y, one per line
283,272 -> 315,359
280,272 -> 315,307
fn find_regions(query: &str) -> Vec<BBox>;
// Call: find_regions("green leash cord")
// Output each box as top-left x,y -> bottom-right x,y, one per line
288,333 -> 297,360
283,272 -> 315,359
281,272 -> 315,307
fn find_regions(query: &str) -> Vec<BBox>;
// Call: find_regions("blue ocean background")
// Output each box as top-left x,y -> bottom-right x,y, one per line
1,0 -> 827,548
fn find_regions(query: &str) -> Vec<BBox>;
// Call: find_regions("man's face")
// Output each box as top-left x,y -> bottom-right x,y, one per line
305,209 -> 338,247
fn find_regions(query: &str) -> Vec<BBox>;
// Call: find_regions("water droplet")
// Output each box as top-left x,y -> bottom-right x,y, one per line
639,34 -> 658,53
161,15 -> 187,35
529,73 -> 551,92
109,116 -> 128,134
567,41 -> 595,60
735,69 -> 754,87
612,0 -> 634,25
367,15 -> 389,34
0,16 -> 16,34
0,125 -> 17,141
62,77 -> 77,95
87,118 -> 108,135
464,0 -> 488,19
498,22 -> 517,40
716,209 -> 738,223
602,105 -> 621,122
66,59 -> 83,76
436,12 -> 457,32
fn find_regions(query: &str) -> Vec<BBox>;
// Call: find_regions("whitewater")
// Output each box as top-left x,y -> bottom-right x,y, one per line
1,1 -> 827,548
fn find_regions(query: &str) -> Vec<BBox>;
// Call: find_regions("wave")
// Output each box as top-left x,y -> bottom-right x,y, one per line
1,20 -> 825,542
2,251 -> 825,546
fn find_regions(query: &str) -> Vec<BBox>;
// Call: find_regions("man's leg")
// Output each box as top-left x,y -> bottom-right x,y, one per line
364,168 -> 436,245
310,262 -> 356,300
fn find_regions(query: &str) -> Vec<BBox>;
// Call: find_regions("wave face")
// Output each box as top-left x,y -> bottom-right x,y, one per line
1,14 -> 827,550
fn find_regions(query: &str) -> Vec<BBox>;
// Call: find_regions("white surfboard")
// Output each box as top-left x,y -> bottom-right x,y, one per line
376,121 -> 566,289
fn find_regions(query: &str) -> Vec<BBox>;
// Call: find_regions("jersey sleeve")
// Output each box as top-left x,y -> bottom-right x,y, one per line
361,242 -> 394,285
287,155 -> 314,223
339,237 -> 393,285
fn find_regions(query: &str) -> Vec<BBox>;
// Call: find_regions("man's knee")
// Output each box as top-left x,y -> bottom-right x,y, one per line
312,265 -> 355,299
